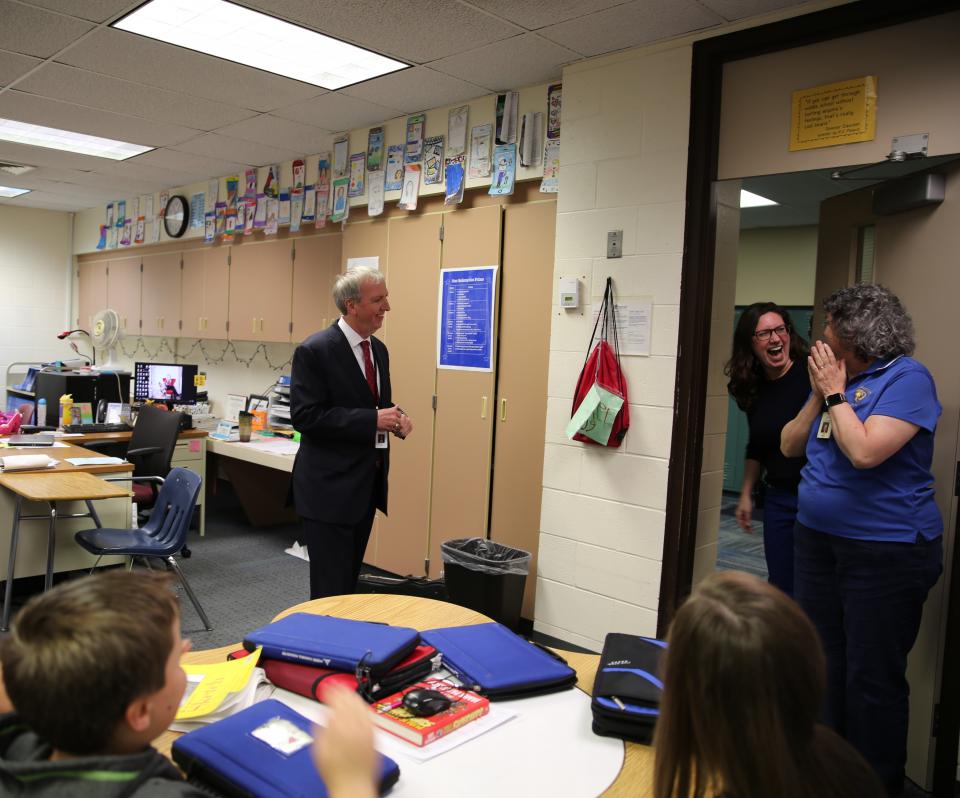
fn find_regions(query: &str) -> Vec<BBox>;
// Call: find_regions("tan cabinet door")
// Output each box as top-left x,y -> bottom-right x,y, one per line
106,256 -> 141,334
202,247 -> 230,339
141,252 -> 182,337
371,214 -> 442,577
181,248 -> 205,339
428,204 -> 502,577
228,239 -> 293,342
77,260 -> 108,330
292,234 -> 341,343
489,201 -> 556,616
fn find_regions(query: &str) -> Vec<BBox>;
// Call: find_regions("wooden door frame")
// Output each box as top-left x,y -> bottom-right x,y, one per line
661,0 -> 960,789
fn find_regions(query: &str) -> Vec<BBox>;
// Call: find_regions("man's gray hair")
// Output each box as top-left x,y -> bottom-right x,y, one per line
332,266 -> 385,314
823,283 -> 915,361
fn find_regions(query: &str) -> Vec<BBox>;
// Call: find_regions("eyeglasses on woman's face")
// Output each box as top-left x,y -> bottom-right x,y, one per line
753,325 -> 788,342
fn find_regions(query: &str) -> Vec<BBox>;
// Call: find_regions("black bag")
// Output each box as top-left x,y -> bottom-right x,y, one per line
591,632 -> 666,744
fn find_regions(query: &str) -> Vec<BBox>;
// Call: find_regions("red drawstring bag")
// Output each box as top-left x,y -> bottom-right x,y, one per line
570,278 -> 629,447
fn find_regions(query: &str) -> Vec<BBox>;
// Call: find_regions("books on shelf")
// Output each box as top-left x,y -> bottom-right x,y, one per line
372,679 -> 490,747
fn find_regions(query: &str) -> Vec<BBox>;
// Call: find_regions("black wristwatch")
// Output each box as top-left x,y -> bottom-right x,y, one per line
825,392 -> 847,408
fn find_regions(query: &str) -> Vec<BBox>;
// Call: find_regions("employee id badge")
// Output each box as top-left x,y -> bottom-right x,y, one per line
375,431 -> 389,449
816,412 -> 833,439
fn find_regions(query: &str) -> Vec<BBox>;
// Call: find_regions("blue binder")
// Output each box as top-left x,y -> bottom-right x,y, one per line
421,622 -> 577,700
242,613 -> 420,679
172,699 -> 400,798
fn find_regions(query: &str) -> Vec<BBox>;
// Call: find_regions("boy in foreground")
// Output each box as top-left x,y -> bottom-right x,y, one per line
0,570 -> 380,798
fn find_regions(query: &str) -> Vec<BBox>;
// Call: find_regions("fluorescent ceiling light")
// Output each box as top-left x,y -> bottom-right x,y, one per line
0,186 -> 31,198
740,189 -> 779,208
113,0 -> 409,90
0,118 -> 153,160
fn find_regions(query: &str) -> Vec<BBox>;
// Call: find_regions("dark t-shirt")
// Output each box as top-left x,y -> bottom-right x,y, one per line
744,358 -> 810,492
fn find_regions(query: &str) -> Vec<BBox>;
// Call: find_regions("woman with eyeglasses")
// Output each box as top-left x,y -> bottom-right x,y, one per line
780,284 -> 942,796
724,302 -> 810,595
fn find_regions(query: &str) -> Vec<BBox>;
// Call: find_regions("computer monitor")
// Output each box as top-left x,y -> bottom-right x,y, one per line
133,362 -> 198,406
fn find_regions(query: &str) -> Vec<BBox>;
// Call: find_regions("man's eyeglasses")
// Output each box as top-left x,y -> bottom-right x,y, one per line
753,325 -> 788,341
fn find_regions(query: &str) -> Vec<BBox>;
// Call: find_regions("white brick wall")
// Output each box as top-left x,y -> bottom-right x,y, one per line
536,43 -> 692,647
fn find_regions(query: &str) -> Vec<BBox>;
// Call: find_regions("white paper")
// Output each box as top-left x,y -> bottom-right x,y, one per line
65,457 -> 125,466
205,180 -> 218,214
367,169 -> 385,217
469,124 -> 492,178
333,138 -> 349,178
593,299 -> 653,356
0,455 -> 56,471
398,164 -> 420,210
223,394 -> 247,423
498,91 -> 519,144
347,256 -> 380,272
447,105 -> 469,158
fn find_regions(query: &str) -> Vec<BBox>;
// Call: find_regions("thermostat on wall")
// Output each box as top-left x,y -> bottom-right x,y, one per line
559,278 -> 579,309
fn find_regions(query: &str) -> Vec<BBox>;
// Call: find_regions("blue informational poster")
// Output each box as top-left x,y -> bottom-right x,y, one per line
437,266 -> 498,371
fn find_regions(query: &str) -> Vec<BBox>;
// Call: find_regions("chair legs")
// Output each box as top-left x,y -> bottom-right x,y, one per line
165,555 -> 212,631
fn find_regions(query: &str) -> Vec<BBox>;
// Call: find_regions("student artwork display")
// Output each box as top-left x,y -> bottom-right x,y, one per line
348,153 -> 365,198
214,202 -> 226,236
447,106 -> 468,158
385,144 -> 404,191
265,197 -> 279,234
495,91 -> 519,145
367,127 -> 384,171
289,193 -> 303,232
547,83 -> 562,139
204,213 -> 215,243
302,185 -> 316,222
263,165 -> 280,198
134,215 -> 145,244
120,218 -> 132,247
148,194 -> 160,243
315,153 -> 331,229
222,207 -> 236,242
189,193 -> 205,229
278,190 -> 291,225
423,135 -> 444,185
398,164 -> 421,210
96,224 -> 107,249
254,195 -> 267,229
541,140 -> 560,193
225,175 -> 239,218
205,180 -> 218,213
444,157 -> 465,205
469,124 -> 492,178
405,113 -> 425,163
519,112 -> 544,167
243,197 -> 256,234
333,138 -> 349,178
244,168 -> 257,200
292,159 -> 305,189
330,177 -> 350,222
367,169 -> 385,217
489,144 -> 516,196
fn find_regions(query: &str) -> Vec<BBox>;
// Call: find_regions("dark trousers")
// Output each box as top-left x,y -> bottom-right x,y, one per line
794,522 -> 942,796
762,486 -> 797,596
300,504 -> 376,599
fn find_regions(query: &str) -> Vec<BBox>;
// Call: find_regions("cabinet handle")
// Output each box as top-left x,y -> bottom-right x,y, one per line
122,317 -> 127,329
160,316 -> 164,329
260,317 -> 264,332
480,396 -> 488,419
500,398 -> 507,422
252,317 -> 257,333
198,316 -> 202,331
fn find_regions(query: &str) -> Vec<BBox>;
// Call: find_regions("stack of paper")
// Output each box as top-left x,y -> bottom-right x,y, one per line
0,454 -> 56,471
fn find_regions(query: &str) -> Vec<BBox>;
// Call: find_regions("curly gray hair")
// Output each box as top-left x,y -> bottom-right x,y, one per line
332,266 -> 385,315
823,283 -> 915,361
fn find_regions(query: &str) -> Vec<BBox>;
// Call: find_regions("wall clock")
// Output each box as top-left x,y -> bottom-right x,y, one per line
163,194 -> 189,238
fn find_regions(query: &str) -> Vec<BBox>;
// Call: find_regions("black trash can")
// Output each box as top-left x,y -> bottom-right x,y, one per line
442,537 -> 531,631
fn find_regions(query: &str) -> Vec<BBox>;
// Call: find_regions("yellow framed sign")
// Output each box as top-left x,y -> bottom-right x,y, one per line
790,76 -> 877,151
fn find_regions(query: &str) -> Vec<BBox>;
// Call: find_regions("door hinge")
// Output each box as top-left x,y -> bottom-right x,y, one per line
439,225 -> 444,242
227,252 -> 232,266
932,702 -> 940,737
432,394 -> 437,410
225,320 -> 230,332
140,263 -> 143,273
289,321 -> 293,333
424,557 -> 430,576
178,319 -> 182,330
955,462 -> 960,497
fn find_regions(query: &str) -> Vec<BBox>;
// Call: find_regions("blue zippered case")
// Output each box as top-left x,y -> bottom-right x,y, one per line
421,622 -> 577,700
591,632 -> 666,743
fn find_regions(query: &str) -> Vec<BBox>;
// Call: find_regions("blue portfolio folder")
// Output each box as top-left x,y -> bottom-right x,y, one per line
242,613 -> 420,678
172,699 -> 400,797
422,622 -> 577,700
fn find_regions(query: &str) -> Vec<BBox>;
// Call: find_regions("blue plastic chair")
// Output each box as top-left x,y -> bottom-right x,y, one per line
75,467 -> 211,630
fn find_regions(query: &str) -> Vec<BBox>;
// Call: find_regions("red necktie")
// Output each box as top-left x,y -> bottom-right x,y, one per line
360,340 -> 379,405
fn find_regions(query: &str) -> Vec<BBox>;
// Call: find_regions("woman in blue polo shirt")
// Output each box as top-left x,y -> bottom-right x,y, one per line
781,283 -> 942,797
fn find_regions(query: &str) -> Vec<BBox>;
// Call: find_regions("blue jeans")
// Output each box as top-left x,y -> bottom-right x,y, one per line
794,522 -> 942,796
762,486 -> 797,596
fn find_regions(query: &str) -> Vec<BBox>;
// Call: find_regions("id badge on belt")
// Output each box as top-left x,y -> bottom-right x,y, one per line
375,431 -> 389,449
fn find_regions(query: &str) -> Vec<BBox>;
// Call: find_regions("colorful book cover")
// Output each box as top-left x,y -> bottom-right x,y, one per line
372,680 -> 489,747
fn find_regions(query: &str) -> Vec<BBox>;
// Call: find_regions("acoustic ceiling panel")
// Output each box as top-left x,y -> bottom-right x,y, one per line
341,67 -> 487,115
272,91 -> 403,132
212,114 -> 333,154
0,50 -> 42,88
18,0 -> 136,24
172,132 -> 302,167
467,0 -> 627,30
0,1 -> 94,58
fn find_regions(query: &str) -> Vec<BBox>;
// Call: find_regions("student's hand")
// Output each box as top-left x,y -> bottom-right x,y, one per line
735,493 -> 753,533
312,687 -> 378,798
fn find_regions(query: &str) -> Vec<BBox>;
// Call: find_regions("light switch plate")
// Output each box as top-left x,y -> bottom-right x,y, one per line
607,230 -> 622,258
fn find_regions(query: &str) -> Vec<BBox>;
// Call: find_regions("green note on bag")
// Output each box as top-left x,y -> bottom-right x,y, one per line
565,383 -> 625,445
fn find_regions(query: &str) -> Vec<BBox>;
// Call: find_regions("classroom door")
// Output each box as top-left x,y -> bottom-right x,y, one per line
815,160 -> 960,785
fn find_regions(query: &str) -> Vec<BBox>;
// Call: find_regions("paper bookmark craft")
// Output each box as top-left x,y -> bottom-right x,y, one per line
547,83 -> 562,140
330,177 -> 350,223
348,153 -> 365,198
253,195 -> 267,229
279,190 -> 291,225
385,144 -> 404,191
290,190 -> 304,232
120,218 -> 132,247
405,114 -> 425,163
495,92 -> 519,145
134,216 -> 145,244
444,157 -> 465,206
398,164 -> 421,210
205,180 -> 218,213
265,198 -> 279,234
302,186 -> 316,221
448,106 -> 468,158
489,144 -> 516,196
292,159 -> 305,189
263,165 -> 280,198
367,127 -> 384,171
541,140 -> 560,193
204,213 -> 215,243
244,168 -> 257,200
423,136 -> 444,185
333,138 -> 349,178
367,170 -> 385,217
469,124 -> 492,178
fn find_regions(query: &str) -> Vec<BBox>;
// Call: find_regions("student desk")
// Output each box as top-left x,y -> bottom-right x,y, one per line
158,593 -> 653,797
0,442 -> 133,630
206,435 -> 297,526
71,428 -> 208,536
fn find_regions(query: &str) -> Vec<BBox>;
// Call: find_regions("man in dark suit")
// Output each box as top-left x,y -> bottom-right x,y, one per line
290,266 -> 412,598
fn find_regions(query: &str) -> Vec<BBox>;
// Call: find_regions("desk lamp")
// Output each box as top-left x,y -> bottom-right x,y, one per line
57,329 -> 94,366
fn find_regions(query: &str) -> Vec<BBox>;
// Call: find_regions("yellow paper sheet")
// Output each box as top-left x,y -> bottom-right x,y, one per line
176,646 -> 262,720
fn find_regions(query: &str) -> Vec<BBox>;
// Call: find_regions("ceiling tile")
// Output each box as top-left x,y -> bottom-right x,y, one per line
213,114 -> 333,154
428,34 -> 578,93
539,0 -> 723,57
699,0 -> 811,22
0,90 -> 202,147
0,49 -> 42,87
56,28 -> 325,113
467,0 -> 627,30
95,158 -> 209,189
170,133 -> 301,167
0,139 -> 107,170
233,0 -> 523,63
342,67 -> 487,114
15,63 -> 259,131
131,147 -> 249,180
0,1 -> 94,58
272,92 -> 403,133
21,0 -> 139,23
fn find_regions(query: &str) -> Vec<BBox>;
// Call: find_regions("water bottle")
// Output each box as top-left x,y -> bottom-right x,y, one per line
36,398 -> 46,426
